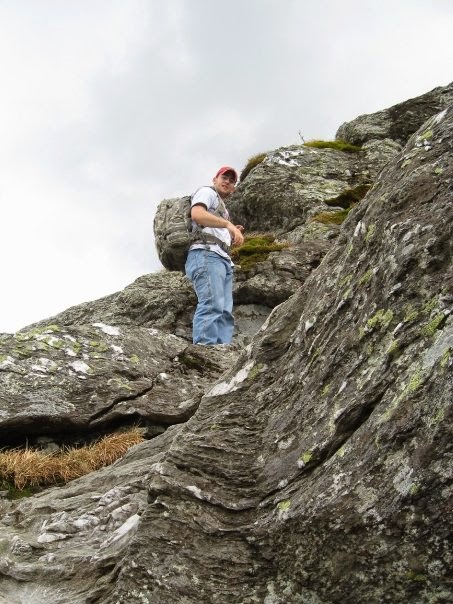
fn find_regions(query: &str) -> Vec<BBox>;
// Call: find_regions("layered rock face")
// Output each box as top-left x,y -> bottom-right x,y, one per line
336,81 -> 453,145
0,84 -> 452,603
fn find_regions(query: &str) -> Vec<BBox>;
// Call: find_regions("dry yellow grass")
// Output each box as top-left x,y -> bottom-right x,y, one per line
0,428 -> 144,490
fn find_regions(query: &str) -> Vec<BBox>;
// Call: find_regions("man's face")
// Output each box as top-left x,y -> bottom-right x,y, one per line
213,172 -> 236,198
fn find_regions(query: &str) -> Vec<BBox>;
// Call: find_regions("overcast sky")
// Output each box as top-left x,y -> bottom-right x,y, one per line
1,0 -> 452,333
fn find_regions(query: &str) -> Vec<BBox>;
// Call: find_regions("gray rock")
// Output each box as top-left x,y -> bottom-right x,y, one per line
0,428 -> 180,603
24,271 -> 196,334
234,241 -> 329,307
227,141 -> 383,236
0,323 -> 240,443
108,105 -> 453,603
336,81 -> 453,145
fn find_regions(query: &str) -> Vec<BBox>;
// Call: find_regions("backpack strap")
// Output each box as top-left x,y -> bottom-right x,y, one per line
195,232 -> 230,254
191,187 -> 231,254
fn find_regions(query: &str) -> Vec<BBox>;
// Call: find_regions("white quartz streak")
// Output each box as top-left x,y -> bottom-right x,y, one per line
92,323 -> 120,336
208,361 -> 255,397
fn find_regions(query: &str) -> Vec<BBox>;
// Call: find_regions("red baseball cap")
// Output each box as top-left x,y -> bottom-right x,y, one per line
215,166 -> 238,183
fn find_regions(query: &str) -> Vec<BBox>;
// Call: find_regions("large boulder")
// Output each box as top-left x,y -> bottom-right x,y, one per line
0,323 -> 239,444
227,138 -> 400,238
336,81 -> 453,145
25,271 -> 196,339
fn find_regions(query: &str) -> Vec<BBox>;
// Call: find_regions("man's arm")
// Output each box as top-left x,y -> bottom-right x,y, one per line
191,204 -> 244,246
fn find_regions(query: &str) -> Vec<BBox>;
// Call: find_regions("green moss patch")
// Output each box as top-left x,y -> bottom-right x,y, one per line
421,313 -> 446,337
0,480 -> 42,500
325,184 -> 372,209
359,269 -> 374,285
367,309 -> 394,330
299,451 -> 313,464
313,184 -> 371,225
304,139 -> 362,153
248,363 -> 265,380
277,499 -> 291,512
231,234 -> 288,271
311,208 -> 351,225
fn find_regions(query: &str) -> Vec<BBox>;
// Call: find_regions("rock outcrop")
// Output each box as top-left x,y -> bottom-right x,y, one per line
227,138 -> 399,238
336,81 -> 453,145
0,84 -> 451,604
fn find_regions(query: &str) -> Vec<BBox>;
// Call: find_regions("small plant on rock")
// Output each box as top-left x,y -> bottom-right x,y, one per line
231,233 -> 288,271
0,428 -> 144,496
239,152 -> 268,182
311,208 -> 352,225
304,139 -> 362,153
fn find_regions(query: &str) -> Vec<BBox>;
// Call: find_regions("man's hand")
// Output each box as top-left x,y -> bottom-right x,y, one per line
227,224 -> 244,247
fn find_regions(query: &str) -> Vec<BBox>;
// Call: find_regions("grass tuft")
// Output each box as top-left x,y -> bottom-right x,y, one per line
304,139 -> 362,153
239,152 -> 268,182
0,428 -> 144,493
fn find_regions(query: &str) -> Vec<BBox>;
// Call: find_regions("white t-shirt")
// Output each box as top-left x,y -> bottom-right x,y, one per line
190,186 -> 232,260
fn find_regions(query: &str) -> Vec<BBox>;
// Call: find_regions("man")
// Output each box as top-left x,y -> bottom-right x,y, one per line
185,166 -> 244,345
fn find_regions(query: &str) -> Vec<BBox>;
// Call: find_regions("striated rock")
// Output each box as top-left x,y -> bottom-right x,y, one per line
336,81 -> 453,145
0,86 -> 451,604
107,105 -> 453,603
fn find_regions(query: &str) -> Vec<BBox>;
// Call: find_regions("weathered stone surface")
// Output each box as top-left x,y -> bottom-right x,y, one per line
0,323 -> 239,443
26,271 -> 196,337
234,241 -> 329,307
0,86 -> 451,604
108,105 -> 453,603
227,138 -> 399,237
0,427 -> 181,603
336,81 -> 453,145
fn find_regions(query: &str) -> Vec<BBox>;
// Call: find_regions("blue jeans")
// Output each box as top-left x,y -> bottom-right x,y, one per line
185,249 -> 234,345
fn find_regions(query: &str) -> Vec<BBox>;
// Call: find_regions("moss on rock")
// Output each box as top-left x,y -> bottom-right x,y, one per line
310,184 -> 372,227
304,139 -> 363,153
311,208 -> 351,225
421,313 -> 446,337
231,234 -> 288,272
325,184 -> 372,209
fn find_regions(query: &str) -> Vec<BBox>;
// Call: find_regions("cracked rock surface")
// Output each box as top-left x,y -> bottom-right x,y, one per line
0,324 -> 239,443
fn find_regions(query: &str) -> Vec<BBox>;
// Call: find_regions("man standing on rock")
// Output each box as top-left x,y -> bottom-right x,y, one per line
185,166 -> 244,345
